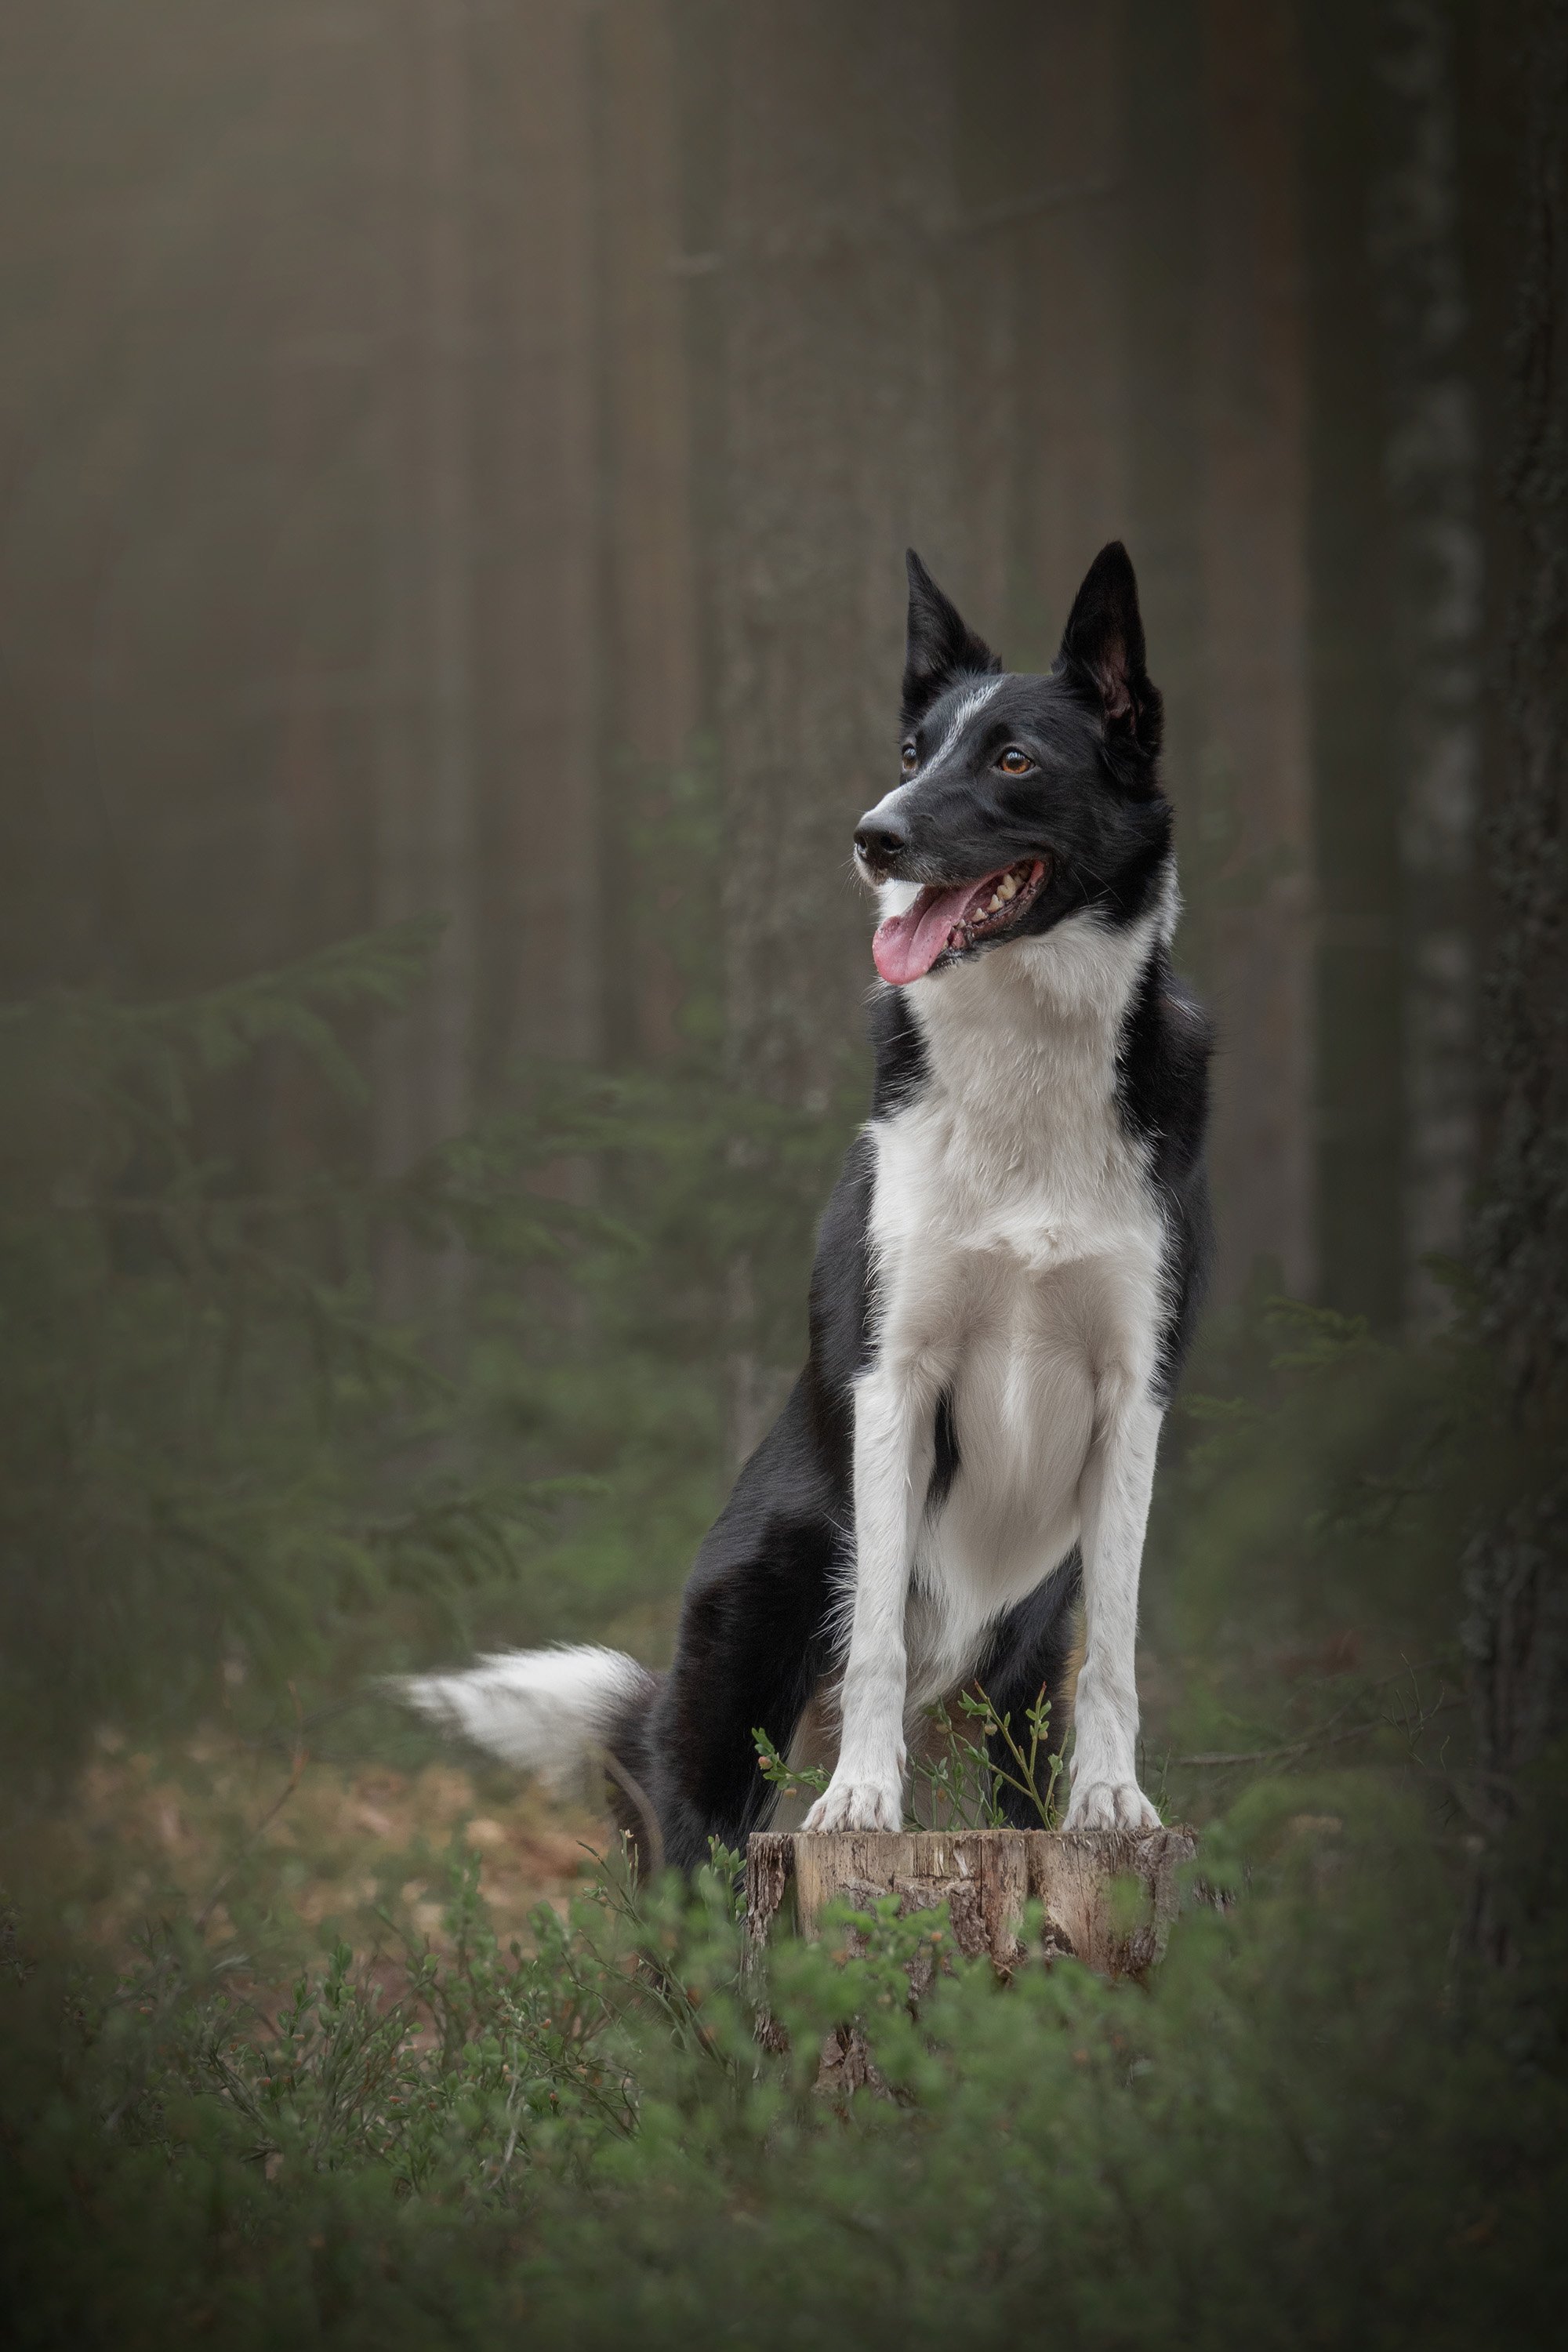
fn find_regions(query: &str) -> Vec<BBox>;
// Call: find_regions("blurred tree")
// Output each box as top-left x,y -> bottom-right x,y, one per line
1123,0 -> 1205,885
1464,0 -> 1568,1948
1373,0 -> 1481,1330
1302,0 -> 1405,1328
713,0 -> 960,1118
1195,0 -> 1315,1301
989,0 -> 1131,668
597,0 -> 702,1063
707,0 -> 964,1454
372,0 -> 481,1318
468,0 -> 601,1083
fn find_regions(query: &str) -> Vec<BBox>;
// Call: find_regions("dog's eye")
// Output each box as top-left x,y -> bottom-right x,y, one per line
900,740 -> 917,773
998,746 -> 1035,775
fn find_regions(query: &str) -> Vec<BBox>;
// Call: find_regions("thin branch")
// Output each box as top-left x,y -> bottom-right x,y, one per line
590,1742 -> 665,1878
1171,1691 -> 1463,1771
195,1685 -> 309,1931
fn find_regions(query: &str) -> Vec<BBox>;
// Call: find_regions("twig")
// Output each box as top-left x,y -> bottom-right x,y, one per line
195,1683 -> 309,1931
590,1743 -> 665,1878
1171,1691 -> 1463,1770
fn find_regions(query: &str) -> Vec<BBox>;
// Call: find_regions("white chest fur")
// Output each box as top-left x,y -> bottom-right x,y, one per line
862,906 -> 1169,1700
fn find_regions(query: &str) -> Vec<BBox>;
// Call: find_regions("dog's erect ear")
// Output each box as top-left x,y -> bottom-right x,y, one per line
902,550 -> 1001,726
1057,542 -> 1161,752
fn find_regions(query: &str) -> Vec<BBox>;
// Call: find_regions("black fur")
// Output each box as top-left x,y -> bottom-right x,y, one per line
1115,953 -> 1215,1396
902,546 -> 1004,725
604,545 -> 1210,1872
857,542 -> 1175,960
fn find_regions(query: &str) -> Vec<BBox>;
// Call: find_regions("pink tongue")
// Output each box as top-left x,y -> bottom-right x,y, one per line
873,881 -> 986,986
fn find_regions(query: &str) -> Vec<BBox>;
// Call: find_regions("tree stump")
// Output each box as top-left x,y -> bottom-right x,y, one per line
744,1827 -> 1198,2077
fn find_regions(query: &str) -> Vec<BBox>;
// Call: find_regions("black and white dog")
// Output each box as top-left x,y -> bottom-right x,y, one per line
406,543 -> 1212,1866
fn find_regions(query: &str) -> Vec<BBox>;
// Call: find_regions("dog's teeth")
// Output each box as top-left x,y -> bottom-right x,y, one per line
985,892 -> 1002,913
998,874 -> 1018,901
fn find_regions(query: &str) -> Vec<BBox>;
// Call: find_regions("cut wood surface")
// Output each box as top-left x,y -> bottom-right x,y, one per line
746,1825 -> 1199,1983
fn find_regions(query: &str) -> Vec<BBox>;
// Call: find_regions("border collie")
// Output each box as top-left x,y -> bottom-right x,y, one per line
404,543 -> 1212,1867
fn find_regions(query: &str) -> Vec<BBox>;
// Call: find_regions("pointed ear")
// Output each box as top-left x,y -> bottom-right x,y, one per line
1058,542 -> 1161,751
902,550 -> 1001,726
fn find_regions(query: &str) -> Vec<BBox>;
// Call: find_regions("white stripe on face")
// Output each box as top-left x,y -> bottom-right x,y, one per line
922,676 -> 1004,777
860,677 -> 1007,842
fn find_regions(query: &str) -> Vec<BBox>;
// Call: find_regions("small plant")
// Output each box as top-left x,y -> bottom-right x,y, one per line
753,1726 -> 830,1805
912,1686 -> 1063,1830
753,1686 -> 1063,1831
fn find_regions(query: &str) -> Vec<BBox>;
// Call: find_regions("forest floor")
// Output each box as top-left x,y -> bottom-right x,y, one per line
3,1723 -> 608,1987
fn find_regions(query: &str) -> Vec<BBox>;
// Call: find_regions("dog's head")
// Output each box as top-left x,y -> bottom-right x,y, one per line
855,544 -> 1173,986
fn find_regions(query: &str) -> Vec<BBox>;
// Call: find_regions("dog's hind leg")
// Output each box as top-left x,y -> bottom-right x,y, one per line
649,1508 -> 840,1872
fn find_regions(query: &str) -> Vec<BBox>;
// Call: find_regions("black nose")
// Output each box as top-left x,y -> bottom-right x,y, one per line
855,813 -> 909,869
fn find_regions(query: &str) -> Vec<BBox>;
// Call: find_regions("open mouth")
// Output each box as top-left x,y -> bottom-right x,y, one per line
873,858 -> 1050,987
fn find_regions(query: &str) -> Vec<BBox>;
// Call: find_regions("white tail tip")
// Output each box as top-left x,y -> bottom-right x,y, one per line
394,1643 -> 652,1791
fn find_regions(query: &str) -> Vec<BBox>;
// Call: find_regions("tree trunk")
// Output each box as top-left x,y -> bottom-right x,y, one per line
1196,0 -> 1315,1301
746,1825 -> 1198,1984
1301,0 -> 1405,1328
1463,0 -> 1568,1941
1123,0 -> 1206,915
712,0 -> 964,1459
1372,0 -> 1482,1330
1304,0 -> 1483,1336
714,0 -> 962,1116
1006,0 -> 1130,669
372,0 -> 479,1318
470,0 -> 601,1085
597,0 -> 701,1065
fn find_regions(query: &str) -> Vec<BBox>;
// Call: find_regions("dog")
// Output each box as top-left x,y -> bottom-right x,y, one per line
404,543 -> 1212,1868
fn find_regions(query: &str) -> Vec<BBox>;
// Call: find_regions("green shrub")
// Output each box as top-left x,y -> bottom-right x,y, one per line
2,1783 -> 1565,2350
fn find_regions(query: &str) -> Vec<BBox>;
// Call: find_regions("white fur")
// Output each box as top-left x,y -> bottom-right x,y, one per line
804,874 -> 1178,1837
396,1644 -> 650,1791
855,681 -> 1008,885
921,677 -> 1007,776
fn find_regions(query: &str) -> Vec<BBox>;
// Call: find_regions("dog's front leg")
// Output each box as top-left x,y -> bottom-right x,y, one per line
1064,1390 -> 1163,1832
803,1363 -> 931,1834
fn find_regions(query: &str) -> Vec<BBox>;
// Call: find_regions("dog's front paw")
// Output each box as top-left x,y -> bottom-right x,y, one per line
802,1773 -> 903,1833
1063,1780 -> 1162,1833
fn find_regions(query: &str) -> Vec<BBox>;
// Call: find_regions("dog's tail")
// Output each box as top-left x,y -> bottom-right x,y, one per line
395,1644 -> 657,1797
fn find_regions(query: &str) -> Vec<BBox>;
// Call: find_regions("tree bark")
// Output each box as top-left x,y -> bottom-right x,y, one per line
1463,0 -> 1568,1929
714,0 -> 964,1119
1007,1 -> 1130,668
746,1825 -> 1198,1984
470,0 -> 601,1085
597,0 -> 701,1064
372,0 -> 479,1316
1372,0 -> 1482,1330
1196,0 -> 1316,1301
1123,0 -> 1206,903
1301,0 -> 1405,1327
711,0 -> 965,1459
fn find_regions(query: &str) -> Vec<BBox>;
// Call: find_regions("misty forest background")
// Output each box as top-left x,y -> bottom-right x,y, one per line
2,3 -> 1566,2345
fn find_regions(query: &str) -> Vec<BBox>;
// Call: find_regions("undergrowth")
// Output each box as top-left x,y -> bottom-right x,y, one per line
2,1783 -> 1566,2350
